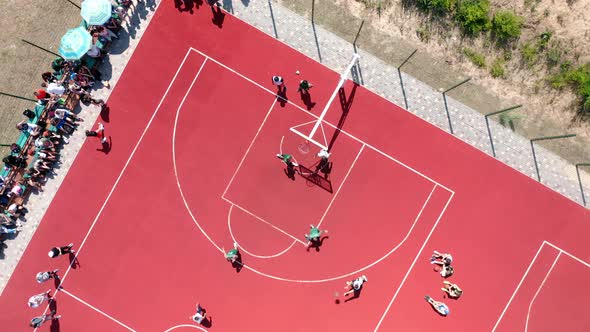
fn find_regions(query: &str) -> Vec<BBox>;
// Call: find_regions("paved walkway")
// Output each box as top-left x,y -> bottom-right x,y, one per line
1,0 -> 587,295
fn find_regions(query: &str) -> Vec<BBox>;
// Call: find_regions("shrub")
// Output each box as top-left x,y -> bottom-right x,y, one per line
455,0 -> 491,35
417,0 -> 455,14
492,10 -> 523,43
549,64 -> 590,111
490,58 -> 505,78
416,25 -> 432,42
546,48 -> 561,68
463,48 -> 486,68
521,42 -> 538,67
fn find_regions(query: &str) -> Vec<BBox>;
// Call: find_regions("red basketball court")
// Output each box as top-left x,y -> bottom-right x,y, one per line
1,3 -> 589,331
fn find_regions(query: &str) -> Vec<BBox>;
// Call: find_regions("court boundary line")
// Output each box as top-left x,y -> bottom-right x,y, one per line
373,189 -> 454,331
524,251 -> 561,332
188,47 -> 455,195
492,241 -> 590,331
227,204 -> 298,258
60,288 -> 136,331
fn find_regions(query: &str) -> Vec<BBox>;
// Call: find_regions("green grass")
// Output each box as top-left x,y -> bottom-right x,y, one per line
490,58 -> 505,78
454,0 -> 491,35
491,10 -> 523,43
549,64 -> 590,112
463,48 -> 486,68
521,42 -> 538,67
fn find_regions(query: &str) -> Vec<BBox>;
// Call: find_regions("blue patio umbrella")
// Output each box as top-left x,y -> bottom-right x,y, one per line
81,0 -> 112,26
59,27 -> 92,60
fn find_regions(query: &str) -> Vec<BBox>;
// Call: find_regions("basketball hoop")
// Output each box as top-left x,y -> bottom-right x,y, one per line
298,140 -> 310,154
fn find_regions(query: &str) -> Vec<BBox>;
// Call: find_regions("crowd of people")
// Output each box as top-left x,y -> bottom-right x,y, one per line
0,0 -> 134,257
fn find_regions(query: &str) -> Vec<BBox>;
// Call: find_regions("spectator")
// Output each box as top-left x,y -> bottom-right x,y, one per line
29,311 -> 61,328
36,270 -> 59,284
43,82 -> 66,96
442,281 -> 463,299
27,290 -> 52,308
48,243 -> 75,258
16,121 -> 42,137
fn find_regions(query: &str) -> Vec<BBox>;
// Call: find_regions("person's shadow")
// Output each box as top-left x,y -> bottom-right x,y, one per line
300,91 -> 316,110
69,253 -> 80,269
284,165 -> 296,180
100,105 -> 110,123
49,299 -> 60,331
210,2 -> 226,28
277,88 -> 288,107
97,137 -> 112,154
344,289 -> 362,302
307,236 -> 329,252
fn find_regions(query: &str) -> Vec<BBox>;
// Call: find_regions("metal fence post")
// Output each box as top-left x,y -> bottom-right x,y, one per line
441,78 -> 471,134
0,92 -> 37,103
484,105 -> 522,157
21,39 -> 62,59
530,134 -> 576,182
397,49 -> 417,110
576,163 -> 590,206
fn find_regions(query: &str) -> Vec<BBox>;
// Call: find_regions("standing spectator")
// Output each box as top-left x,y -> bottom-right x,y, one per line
48,243 -> 75,258
344,275 -> 368,297
27,290 -> 52,308
36,270 -> 59,284
189,302 -> 208,325
29,311 -> 61,328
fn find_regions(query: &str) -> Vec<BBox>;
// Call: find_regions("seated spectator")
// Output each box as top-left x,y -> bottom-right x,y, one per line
442,281 -> 463,299
16,121 -> 42,136
41,72 -> 57,84
50,117 -> 77,135
425,295 -> 450,316
87,44 -> 102,58
33,89 -> 49,101
431,251 -> 453,266
54,108 -> 82,123
43,82 -> 66,96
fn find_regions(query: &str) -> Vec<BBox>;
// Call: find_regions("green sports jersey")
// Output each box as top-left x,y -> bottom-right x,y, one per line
226,249 -> 238,258
309,228 -> 321,238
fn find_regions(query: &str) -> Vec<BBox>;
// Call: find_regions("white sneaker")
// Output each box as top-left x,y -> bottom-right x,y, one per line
101,137 -> 107,144
63,137 -> 69,144
98,123 -> 105,131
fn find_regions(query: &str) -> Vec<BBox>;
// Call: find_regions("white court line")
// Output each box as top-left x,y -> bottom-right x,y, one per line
492,241 -> 590,331
544,241 -> 590,268
374,188 -> 453,332
221,98 -> 278,199
316,144 -> 365,229
227,204 -> 298,258
164,325 -> 208,332
60,288 -> 136,331
35,49 -> 202,329
525,251 -> 561,332
491,241 -> 546,332
171,59 -> 226,254
188,47 -> 455,194
225,200 -> 307,246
